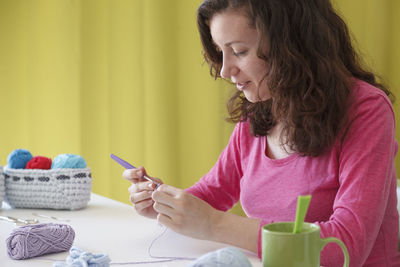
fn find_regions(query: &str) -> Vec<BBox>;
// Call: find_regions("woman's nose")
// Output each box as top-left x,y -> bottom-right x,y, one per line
220,56 -> 238,79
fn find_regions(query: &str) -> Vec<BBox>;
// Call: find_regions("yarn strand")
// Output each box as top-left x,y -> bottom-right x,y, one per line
110,225 -> 196,265
148,225 -> 196,261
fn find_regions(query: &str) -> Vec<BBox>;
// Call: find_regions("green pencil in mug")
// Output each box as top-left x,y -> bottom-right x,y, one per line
293,195 -> 312,234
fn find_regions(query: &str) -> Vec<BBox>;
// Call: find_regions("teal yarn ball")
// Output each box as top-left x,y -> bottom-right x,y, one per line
51,154 -> 87,169
7,149 -> 33,169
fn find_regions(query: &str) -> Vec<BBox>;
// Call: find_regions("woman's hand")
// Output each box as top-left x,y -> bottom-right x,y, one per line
151,184 -> 218,240
124,173 -> 259,253
122,166 -> 163,219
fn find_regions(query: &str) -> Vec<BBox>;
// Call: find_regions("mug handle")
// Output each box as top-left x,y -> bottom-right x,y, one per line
321,237 -> 349,267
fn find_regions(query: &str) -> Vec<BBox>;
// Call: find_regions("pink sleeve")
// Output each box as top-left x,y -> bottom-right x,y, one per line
316,93 -> 398,266
185,123 -> 243,211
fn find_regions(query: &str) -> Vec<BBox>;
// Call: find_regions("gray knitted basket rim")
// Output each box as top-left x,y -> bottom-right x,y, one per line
3,166 -> 92,210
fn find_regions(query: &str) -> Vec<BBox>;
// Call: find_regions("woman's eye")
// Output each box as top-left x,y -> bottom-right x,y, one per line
233,50 -> 247,56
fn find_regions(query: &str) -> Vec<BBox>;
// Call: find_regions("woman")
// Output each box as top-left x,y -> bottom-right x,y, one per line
123,0 -> 400,266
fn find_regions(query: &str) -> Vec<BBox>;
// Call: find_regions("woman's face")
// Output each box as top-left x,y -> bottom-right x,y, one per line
210,9 -> 270,103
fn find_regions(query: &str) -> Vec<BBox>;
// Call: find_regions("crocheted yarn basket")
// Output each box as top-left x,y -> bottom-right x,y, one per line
0,166 -> 5,208
3,167 -> 92,210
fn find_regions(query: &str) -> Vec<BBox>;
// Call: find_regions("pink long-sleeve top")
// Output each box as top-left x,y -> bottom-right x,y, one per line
186,79 -> 400,266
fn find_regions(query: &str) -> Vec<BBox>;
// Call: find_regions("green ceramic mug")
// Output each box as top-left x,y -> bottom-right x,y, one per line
262,222 -> 349,267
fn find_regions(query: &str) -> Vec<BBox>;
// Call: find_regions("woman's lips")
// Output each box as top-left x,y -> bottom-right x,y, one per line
236,81 -> 250,91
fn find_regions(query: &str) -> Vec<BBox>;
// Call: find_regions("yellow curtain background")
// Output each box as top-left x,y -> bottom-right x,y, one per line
0,1 -> 399,213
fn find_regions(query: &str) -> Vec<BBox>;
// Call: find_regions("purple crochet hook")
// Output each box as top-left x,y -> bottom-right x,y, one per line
110,154 -> 160,188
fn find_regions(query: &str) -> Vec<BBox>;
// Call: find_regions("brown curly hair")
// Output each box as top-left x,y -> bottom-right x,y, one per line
197,0 -> 393,157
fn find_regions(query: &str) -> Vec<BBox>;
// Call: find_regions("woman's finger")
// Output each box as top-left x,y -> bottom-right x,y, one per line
128,181 -> 154,194
122,168 -> 144,183
123,167 -> 162,187
156,184 -> 182,196
130,190 -> 152,204
153,201 -> 176,218
133,199 -> 154,211
152,189 -> 178,208
157,213 -> 174,227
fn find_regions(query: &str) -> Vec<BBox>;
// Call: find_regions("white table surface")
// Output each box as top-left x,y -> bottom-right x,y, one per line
0,193 -> 262,267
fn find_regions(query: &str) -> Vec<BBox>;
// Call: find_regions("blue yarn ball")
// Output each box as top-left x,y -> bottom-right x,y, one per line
7,149 -> 33,169
53,246 -> 110,267
51,154 -> 87,169
189,247 -> 252,267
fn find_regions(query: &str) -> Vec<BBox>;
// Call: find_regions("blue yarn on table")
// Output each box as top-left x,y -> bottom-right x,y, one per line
7,149 -> 33,169
52,246 -> 251,267
188,247 -> 252,267
51,154 -> 87,169
53,247 -> 110,267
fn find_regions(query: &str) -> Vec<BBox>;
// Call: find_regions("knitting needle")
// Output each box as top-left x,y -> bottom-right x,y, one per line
110,154 -> 160,189
0,215 -> 39,225
32,213 -> 70,222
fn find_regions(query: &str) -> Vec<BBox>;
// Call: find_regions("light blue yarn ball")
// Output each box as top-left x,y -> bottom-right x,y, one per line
53,246 -> 110,267
188,247 -> 252,267
51,154 -> 87,169
7,149 -> 33,169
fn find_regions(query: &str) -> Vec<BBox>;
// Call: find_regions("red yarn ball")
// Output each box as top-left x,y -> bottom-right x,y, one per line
26,156 -> 52,170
